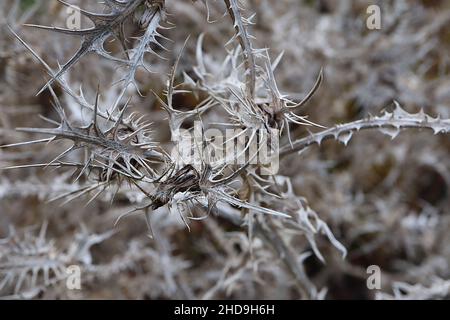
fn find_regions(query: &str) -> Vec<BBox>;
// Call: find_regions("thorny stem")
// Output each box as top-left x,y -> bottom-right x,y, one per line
28,0 -> 148,94
8,27 -> 134,131
279,111 -> 450,157
224,0 -> 256,98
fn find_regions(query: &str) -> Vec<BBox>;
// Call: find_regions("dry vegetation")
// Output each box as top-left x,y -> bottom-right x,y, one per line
1,0 -> 450,300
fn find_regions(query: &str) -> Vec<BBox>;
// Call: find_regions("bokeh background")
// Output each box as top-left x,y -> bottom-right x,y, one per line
1,0 -> 450,299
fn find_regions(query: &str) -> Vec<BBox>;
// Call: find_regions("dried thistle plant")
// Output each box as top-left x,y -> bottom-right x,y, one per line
1,0 -> 450,300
